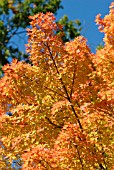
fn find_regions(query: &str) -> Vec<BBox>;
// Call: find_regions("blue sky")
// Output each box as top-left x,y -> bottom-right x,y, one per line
11,0 -> 113,55
57,0 -> 113,52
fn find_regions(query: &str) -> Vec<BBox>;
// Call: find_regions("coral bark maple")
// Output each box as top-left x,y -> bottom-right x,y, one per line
0,3 -> 114,170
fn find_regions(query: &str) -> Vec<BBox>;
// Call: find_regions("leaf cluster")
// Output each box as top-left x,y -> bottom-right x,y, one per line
0,0 -> 82,75
0,2 -> 114,170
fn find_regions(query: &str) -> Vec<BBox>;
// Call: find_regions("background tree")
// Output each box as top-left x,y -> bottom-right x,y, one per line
0,2 -> 114,170
0,0 -> 81,74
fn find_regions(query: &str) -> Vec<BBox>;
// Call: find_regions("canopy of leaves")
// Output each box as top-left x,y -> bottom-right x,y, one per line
0,0 -> 81,75
0,2 -> 114,170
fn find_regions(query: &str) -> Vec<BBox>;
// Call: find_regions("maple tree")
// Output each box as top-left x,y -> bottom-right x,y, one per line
0,2 -> 114,170
0,0 -> 81,75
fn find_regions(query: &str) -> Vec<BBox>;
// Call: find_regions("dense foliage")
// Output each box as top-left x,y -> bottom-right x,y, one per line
0,2 -> 114,169
0,0 -> 81,74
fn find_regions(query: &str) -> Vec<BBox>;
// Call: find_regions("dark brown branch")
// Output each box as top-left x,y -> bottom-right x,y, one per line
43,85 -> 67,99
85,53 -> 96,71
45,116 -> 63,128
14,30 -> 26,35
46,43 -> 83,131
23,74 -> 67,100
75,145 -> 84,170
40,157 -> 53,170
16,90 -> 31,105
70,57 -> 77,98
99,163 -> 106,170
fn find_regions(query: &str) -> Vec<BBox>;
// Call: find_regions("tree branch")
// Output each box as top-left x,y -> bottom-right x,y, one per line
70,57 -> 77,98
75,145 -> 84,170
45,116 -> 63,128
46,43 -> 83,131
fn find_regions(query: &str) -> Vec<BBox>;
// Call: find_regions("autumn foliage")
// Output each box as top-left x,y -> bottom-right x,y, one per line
0,3 -> 114,170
